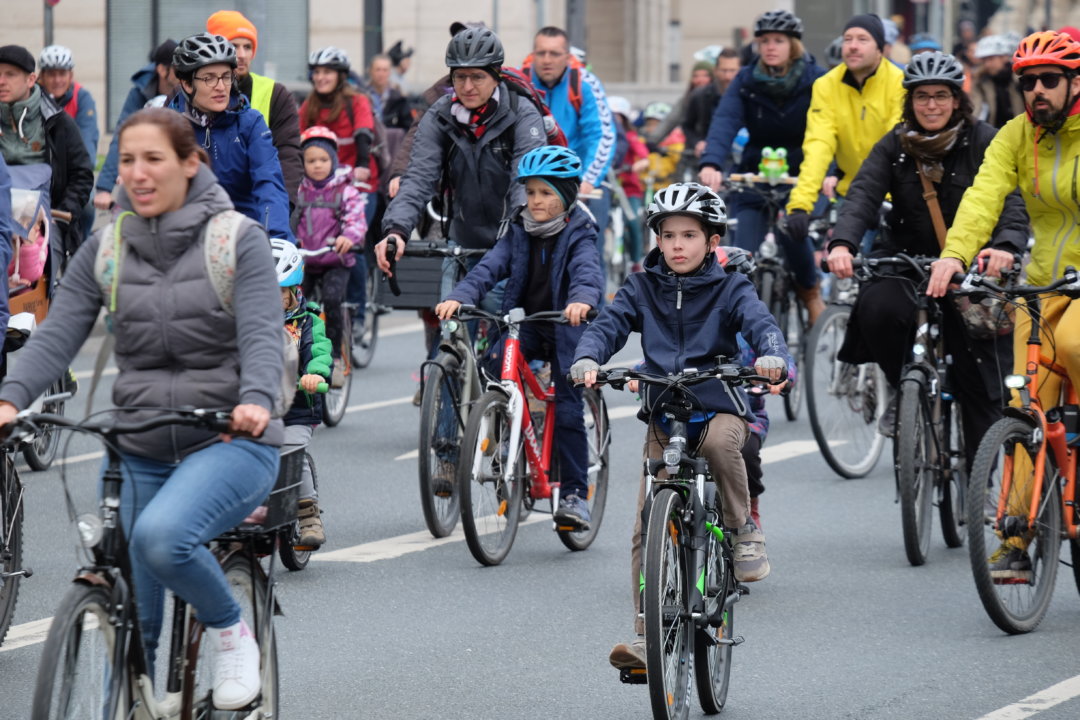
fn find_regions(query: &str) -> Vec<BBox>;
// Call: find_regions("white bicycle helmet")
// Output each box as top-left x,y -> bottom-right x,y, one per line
646,182 -> 727,235
271,239 -> 304,287
39,45 -> 74,71
975,35 -> 1018,60
608,95 -> 632,120
308,46 -> 351,73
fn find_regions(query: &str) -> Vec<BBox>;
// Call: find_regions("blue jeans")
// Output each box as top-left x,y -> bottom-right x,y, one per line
728,191 -> 818,290
115,439 -> 279,669
346,192 -> 380,309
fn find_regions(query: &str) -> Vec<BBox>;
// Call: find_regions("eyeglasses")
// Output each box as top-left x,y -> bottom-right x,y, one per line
1018,72 -> 1066,92
912,91 -> 954,106
451,71 -> 490,87
192,73 -> 233,89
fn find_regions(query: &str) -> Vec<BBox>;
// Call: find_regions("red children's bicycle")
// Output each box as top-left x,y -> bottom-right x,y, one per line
455,307 -> 610,566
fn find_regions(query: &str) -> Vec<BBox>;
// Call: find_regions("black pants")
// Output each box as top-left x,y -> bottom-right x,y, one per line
743,432 -> 764,498
303,267 -> 351,356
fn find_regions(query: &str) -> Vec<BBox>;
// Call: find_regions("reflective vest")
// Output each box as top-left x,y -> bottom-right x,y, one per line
248,72 -> 273,127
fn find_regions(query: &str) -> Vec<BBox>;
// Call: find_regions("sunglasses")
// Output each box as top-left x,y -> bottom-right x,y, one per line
1018,72 -> 1067,92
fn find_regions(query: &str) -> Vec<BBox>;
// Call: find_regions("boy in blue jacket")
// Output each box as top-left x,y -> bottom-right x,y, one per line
569,182 -> 789,670
435,146 -> 604,529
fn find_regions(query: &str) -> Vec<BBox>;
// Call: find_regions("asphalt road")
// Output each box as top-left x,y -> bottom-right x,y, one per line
1,312 -> 1080,720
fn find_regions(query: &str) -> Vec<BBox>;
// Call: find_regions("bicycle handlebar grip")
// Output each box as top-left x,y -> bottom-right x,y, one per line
385,238 -> 402,297
206,413 -> 234,434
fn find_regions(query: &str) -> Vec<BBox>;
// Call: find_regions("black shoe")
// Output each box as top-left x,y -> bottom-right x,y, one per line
877,393 -> 898,438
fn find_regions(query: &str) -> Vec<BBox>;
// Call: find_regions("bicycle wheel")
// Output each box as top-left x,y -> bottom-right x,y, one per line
189,553 -> 279,717
967,418 -> 1062,634
805,304 -> 887,478
32,584 -> 127,719
279,452 -> 319,572
557,388 -> 610,551
23,378 -> 66,471
694,527 -> 733,714
0,457 -> 23,647
897,372 -> 934,566
322,334 -> 353,427
781,292 -> 804,422
939,400 -> 966,549
644,488 -> 693,720
419,354 -> 464,538
352,264 -> 380,368
459,390 -> 526,566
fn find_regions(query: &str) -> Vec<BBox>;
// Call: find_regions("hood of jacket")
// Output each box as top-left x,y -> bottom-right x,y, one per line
131,63 -> 160,100
169,90 -> 250,128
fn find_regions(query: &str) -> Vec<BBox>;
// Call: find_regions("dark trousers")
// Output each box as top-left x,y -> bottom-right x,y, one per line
743,432 -> 764,498
728,190 -> 819,290
303,267 -> 350,356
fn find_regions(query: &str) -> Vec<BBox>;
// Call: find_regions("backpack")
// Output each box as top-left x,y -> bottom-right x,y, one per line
518,59 -> 584,115
344,94 -> 392,179
500,67 -> 569,147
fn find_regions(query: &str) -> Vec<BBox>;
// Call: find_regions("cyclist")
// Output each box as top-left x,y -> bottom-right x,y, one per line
642,102 -> 685,188
0,107 -> 284,710
825,51 -> 1027,450
698,9 -> 828,323
168,33 -> 294,242
434,146 -> 604,527
569,182 -> 789,668
927,30 -> 1080,581
608,96 -> 650,269
293,126 -> 367,387
683,48 -> 741,160
971,35 -> 1024,128
275,238 -> 333,547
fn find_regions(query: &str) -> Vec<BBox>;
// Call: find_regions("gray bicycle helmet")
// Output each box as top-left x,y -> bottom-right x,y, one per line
308,46 -> 351,73
646,182 -> 727,235
39,45 -> 74,71
754,10 -> 803,39
173,33 -> 237,74
825,36 -> 844,68
903,50 -> 965,90
446,27 -> 504,69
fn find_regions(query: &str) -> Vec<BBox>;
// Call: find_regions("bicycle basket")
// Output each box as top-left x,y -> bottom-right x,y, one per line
376,250 -> 447,310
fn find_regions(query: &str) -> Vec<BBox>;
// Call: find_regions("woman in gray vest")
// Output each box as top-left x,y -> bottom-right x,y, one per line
0,107 -> 284,712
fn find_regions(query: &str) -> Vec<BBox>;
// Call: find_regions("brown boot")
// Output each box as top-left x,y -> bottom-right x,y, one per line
795,283 -> 825,326
297,499 -> 325,547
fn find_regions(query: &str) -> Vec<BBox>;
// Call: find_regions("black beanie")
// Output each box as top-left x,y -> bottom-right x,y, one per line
0,45 -> 35,74
150,39 -> 178,67
543,177 -> 581,211
844,14 -> 886,51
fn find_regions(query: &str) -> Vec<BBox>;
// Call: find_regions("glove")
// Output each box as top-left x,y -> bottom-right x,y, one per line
785,210 -> 810,241
570,358 -> 600,384
755,356 -> 786,372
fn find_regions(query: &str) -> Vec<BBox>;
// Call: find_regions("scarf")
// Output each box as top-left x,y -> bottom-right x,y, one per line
522,207 -> 570,237
752,58 -> 805,103
450,87 -> 500,140
0,85 -> 46,164
898,121 -> 963,183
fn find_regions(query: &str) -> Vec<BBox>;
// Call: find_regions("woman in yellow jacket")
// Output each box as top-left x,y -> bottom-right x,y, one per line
928,31 -> 1080,583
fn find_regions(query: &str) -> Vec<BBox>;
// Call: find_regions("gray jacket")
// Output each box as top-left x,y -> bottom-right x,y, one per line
381,83 -> 545,250
0,165 -> 285,459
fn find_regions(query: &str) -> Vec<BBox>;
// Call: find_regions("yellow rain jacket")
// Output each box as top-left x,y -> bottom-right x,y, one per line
942,110 -> 1080,285
786,60 -> 906,214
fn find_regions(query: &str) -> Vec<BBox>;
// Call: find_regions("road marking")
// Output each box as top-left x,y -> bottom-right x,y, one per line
73,366 -> 117,380
608,405 -> 639,420
395,449 -> 419,461
977,675 -> 1080,719
0,616 -> 54,653
761,440 -> 822,464
380,321 -> 423,337
344,394 -> 413,415
314,513 -> 549,563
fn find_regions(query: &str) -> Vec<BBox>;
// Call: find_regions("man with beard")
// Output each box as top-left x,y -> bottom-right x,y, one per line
971,34 -> 1024,128
684,48 -> 740,158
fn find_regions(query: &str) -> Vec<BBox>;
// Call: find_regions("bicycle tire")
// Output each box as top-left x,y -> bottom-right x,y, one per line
279,452 -> 319,572
694,526 -> 733,714
938,401 -> 966,549
419,354 -> 464,538
897,371 -> 934,566
966,417 -> 1061,634
0,456 -> 23,648
31,583 -> 127,719
757,269 -> 775,323
353,266 -> 381,369
805,304 -> 887,478
23,378 -> 66,471
189,553 -> 279,716
557,388 -> 610,551
459,390 -> 525,566
322,333 -> 353,427
644,488 -> 693,720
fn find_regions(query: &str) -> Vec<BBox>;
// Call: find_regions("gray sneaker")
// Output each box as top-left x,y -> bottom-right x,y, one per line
989,544 -> 1032,585
609,636 -> 646,669
733,521 -> 770,582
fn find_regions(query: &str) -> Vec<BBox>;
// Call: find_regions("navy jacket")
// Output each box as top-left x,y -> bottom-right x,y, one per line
446,204 -> 604,370
574,247 -> 790,422
699,57 -> 826,175
97,64 -> 159,192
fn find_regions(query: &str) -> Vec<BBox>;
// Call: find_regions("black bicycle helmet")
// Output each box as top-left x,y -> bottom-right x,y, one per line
903,50 -> 965,90
446,27 -> 504,69
825,36 -> 844,68
173,33 -> 237,75
754,10 -> 803,39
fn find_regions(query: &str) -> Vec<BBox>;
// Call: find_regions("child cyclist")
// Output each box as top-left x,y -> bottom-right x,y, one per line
569,182 -> 789,669
434,146 -> 604,529
293,126 -> 368,387
273,239 -> 333,547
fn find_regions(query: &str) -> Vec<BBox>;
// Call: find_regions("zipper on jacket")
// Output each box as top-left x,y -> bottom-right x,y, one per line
1072,156 -> 1078,205
676,276 -> 685,368
861,106 -> 866,121
676,278 -> 683,310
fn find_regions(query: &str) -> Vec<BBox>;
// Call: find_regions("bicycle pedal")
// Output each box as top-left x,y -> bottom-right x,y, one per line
292,545 -> 318,552
618,667 -> 648,684
736,583 -> 750,595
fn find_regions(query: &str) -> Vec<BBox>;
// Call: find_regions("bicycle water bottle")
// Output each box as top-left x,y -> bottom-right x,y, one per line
732,127 -> 749,166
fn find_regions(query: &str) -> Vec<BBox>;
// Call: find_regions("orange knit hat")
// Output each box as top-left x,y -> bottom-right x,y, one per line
207,10 -> 258,55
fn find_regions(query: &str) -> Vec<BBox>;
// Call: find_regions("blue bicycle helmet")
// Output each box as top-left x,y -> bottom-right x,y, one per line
517,146 -> 583,181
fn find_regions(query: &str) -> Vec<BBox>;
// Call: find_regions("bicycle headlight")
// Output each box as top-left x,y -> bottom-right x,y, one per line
663,447 -> 681,467
759,238 -> 778,260
1004,374 -> 1028,389
76,513 -> 104,549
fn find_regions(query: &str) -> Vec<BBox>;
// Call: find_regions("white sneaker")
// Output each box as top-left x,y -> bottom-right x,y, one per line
207,619 -> 261,710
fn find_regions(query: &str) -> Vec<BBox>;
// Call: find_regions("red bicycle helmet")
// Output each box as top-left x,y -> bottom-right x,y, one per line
300,125 -> 339,150
1013,30 -> 1080,71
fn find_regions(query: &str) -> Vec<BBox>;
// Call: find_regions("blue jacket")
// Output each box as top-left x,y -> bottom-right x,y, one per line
51,83 -> 99,162
446,204 -> 604,370
699,57 -> 826,175
574,247 -> 790,422
97,64 -> 159,192
530,67 -> 616,187
169,91 -> 294,242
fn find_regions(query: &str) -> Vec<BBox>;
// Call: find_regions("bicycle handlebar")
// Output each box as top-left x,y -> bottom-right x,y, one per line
6,407 -> 233,445
578,364 -> 784,392
385,237 -> 402,296
726,173 -> 798,187
455,305 -> 598,326
960,265 -> 1080,298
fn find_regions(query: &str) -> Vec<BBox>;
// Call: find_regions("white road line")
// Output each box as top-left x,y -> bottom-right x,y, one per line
761,440 -> 822,464
977,675 -> 1080,720
345,395 -> 413,414
0,616 -> 54,653
395,449 -> 419,461
379,321 -> 423,337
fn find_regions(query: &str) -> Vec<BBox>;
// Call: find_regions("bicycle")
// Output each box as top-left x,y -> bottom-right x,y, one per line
297,247 -> 355,428
960,266 -> 1080,633
0,443 -> 30,648
592,363 -> 782,718
599,168 -> 642,296
22,408 -> 295,719
455,306 -> 610,566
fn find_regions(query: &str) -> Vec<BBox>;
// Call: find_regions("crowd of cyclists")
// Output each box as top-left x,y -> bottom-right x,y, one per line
1,4 -> 1080,712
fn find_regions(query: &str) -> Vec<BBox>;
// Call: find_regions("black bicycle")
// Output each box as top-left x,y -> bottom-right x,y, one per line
598,362 -> 783,718
21,408 -> 296,719
0,447 -> 29,648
